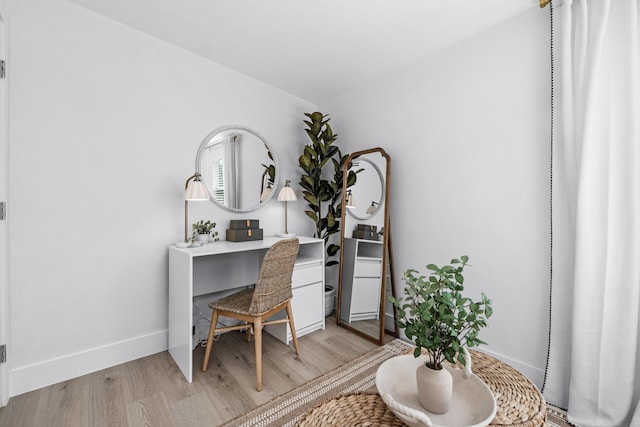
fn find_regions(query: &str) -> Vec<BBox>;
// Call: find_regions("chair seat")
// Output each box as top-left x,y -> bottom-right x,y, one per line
209,287 -> 256,315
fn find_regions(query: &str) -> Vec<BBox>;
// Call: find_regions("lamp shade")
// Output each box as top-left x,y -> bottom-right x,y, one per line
185,178 -> 209,200
277,181 -> 297,202
260,183 -> 272,202
345,190 -> 355,209
366,201 -> 378,215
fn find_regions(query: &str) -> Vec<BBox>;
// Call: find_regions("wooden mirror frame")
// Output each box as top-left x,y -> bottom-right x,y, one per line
336,147 -> 398,345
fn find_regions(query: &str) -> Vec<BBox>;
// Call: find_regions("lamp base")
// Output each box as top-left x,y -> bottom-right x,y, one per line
277,232 -> 297,238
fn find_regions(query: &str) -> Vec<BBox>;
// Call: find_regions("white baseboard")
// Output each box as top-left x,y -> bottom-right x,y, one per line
10,329 -> 168,397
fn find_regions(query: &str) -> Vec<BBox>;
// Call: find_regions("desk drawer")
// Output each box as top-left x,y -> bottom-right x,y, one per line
292,262 -> 323,287
354,258 -> 382,278
291,281 -> 323,332
352,277 -> 382,314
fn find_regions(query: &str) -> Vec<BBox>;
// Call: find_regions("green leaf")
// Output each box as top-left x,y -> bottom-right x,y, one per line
485,305 -> 493,318
308,111 -> 324,122
326,243 -> 340,256
457,352 -> 467,366
302,189 -> 318,202
326,212 -> 336,229
298,153 -> 311,168
300,175 -> 314,187
345,171 -> 357,187
325,146 -> 339,159
319,191 -> 332,202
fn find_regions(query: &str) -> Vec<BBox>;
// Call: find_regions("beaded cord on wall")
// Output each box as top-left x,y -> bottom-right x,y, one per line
541,0 -> 554,395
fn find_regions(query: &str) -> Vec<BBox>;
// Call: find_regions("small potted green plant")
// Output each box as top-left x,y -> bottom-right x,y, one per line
389,256 -> 492,414
191,220 -> 219,244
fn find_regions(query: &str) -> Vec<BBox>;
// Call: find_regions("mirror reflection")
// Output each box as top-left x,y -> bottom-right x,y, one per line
337,148 -> 396,345
195,125 -> 279,213
346,157 -> 385,220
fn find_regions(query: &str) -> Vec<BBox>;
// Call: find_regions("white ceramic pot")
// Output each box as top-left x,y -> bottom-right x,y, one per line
416,362 -> 453,414
195,234 -> 210,244
324,285 -> 336,317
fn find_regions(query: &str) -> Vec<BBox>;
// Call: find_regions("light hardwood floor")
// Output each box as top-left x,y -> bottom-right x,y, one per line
0,320 -> 383,427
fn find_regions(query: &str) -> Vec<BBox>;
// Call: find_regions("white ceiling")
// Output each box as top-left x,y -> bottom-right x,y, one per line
71,0 -> 538,104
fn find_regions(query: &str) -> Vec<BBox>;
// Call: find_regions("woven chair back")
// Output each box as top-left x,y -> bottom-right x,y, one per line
249,238 -> 299,315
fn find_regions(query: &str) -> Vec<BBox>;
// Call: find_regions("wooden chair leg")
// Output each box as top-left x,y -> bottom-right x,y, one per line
202,309 -> 219,372
247,324 -> 252,343
286,301 -> 300,355
254,316 -> 263,391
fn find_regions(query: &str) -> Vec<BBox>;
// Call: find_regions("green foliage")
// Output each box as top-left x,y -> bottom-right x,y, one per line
261,149 -> 276,186
191,220 -> 220,242
261,164 -> 276,186
298,112 -> 357,266
389,256 -> 493,369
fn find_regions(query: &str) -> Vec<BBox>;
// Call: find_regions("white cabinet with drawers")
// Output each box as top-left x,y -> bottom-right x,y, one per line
265,245 -> 325,344
339,238 -> 384,323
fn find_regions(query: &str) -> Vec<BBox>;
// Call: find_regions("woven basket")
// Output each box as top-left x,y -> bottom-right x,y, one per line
297,392 -> 404,427
297,349 -> 546,427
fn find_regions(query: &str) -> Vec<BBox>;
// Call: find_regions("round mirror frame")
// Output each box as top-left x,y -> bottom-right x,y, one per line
346,157 -> 385,220
195,125 -> 280,213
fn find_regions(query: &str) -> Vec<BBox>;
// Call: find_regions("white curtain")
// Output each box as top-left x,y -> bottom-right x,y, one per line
544,1 -> 640,426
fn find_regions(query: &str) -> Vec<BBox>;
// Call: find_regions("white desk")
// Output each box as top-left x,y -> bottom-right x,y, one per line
169,236 -> 325,382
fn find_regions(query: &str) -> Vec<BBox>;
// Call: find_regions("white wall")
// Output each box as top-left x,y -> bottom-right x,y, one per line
2,0 -> 552,397
321,8 -> 551,386
3,0 -> 315,396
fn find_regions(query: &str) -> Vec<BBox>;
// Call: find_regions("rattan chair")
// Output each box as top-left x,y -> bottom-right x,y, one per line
201,238 -> 300,391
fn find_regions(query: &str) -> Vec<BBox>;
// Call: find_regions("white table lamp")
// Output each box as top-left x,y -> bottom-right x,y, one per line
345,190 -> 355,209
277,180 -> 297,237
260,183 -> 273,202
184,173 -> 210,242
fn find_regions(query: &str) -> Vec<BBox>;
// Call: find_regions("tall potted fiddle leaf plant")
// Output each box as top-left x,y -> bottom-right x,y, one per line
298,112 -> 357,267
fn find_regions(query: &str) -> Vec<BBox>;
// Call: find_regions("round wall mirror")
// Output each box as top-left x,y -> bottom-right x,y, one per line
195,125 -> 280,213
346,157 -> 385,220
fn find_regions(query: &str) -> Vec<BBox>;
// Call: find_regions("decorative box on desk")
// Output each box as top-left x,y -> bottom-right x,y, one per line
226,228 -> 264,241
229,219 -> 260,230
226,219 -> 263,242
352,229 -> 379,241
356,224 -> 377,233
353,224 -> 379,241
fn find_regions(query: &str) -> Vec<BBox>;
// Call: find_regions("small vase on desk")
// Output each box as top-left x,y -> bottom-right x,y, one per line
195,234 -> 210,244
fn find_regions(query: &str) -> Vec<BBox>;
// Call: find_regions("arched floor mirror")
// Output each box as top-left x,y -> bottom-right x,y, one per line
336,147 -> 398,345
